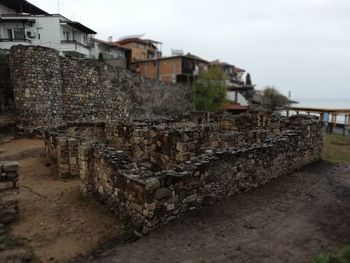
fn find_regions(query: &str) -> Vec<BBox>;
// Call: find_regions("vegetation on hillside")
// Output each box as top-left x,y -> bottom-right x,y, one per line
193,67 -> 227,112
313,245 -> 350,263
260,86 -> 289,112
322,134 -> 350,164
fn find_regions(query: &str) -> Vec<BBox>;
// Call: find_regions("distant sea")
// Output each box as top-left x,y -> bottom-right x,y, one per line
289,99 -> 350,124
293,98 -> 350,109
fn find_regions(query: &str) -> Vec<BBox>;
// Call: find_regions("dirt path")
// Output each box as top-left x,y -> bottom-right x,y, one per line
1,139 -> 124,262
76,162 -> 350,263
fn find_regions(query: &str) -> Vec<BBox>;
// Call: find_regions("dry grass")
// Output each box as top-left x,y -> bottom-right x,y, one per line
322,134 -> 350,165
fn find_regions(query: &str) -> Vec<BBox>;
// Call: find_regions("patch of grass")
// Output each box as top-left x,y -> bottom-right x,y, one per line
0,234 -> 21,249
322,134 -> 350,165
312,245 -> 350,263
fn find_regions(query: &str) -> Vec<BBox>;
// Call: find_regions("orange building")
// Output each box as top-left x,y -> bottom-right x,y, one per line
131,55 -> 208,84
116,37 -> 162,62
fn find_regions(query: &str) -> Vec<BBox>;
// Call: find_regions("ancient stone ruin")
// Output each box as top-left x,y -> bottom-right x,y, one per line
2,45 -> 323,236
43,113 -> 323,234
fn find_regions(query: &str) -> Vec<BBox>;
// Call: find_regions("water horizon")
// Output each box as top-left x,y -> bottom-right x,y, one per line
292,98 -> 350,109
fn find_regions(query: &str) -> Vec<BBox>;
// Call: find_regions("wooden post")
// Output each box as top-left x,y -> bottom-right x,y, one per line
333,114 -> 337,126
344,114 -> 348,126
320,112 -> 324,122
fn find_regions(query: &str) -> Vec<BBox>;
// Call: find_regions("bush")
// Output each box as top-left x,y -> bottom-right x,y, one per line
261,86 -> 289,112
193,67 -> 227,112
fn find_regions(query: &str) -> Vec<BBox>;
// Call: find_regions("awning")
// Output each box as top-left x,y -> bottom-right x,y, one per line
0,17 -> 36,24
0,0 -> 48,15
63,21 -> 96,34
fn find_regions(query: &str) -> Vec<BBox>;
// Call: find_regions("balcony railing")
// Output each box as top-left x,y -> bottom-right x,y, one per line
61,40 -> 88,49
0,38 -> 31,43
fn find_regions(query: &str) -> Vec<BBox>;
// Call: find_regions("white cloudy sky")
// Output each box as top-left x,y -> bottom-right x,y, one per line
30,0 -> 350,99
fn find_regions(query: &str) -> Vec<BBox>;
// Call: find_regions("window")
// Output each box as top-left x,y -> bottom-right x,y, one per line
64,31 -> 70,41
7,28 -> 25,40
13,28 -> 24,40
7,29 -> 12,40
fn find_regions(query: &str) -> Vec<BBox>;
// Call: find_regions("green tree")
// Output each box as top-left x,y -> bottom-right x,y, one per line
246,73 -> 252,86
262,86 -> 289,112
193,67 -> 228,112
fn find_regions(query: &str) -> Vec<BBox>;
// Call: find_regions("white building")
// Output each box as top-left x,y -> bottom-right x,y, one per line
0,0 -> 96,58
89,38 -> 131,68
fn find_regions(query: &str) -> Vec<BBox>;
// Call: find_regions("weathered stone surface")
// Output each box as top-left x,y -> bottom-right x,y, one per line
9,45 -> 193,130
0,161 -> 19,230
154,188 -> 172,200
145,179 -> 161,191
1,161 -> 19,172
75,113 -> 323,235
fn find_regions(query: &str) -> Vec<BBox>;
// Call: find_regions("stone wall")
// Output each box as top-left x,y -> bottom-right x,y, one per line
44,123 -> 107,178
0,161 -> 19,227
0,49 -> 14,113
105,115 -> 270,171
9,46 -> 64,129
78,115 -> 323,234
9,45 -> 193,129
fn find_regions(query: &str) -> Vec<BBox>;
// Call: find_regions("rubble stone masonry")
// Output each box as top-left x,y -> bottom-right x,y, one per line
79,115 -> 322,234
44,113 -> 323,234
0,160 -> 20,227
9,45 -> 193,130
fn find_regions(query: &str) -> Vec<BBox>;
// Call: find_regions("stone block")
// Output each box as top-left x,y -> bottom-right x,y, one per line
1,161 -> 19,173
0,208 -> 18,224
167,204 -> 175,211
154,187 -> 172,200
0,181 -> 15,191
145,178 -> 160,191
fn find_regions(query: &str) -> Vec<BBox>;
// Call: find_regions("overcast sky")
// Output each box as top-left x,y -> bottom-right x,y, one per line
30,0 -> 350,100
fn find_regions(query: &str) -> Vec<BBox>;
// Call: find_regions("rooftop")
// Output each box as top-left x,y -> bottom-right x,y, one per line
0,0 -> 48,15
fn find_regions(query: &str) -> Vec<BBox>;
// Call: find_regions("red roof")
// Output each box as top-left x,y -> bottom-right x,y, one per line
94,38 -> 130,50
210,60 -> 234,67
234,67 -> 245,73
224,103 -> 248,111
115,38 -> 161,49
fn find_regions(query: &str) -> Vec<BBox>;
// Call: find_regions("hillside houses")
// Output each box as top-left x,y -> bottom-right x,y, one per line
0,0 -> 255,111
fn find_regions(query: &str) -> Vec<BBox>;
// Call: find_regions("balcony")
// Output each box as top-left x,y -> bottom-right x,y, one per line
60,40 -> 90,57
0,38 -> 31,43
0,38 -> 32,49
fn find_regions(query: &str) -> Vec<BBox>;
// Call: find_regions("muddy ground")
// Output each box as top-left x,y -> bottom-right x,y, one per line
1,139 -> 350,263
1,139 -> 123,262
76,163 -> 350,263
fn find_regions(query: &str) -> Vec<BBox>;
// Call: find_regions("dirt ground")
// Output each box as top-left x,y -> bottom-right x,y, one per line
2,139 -> 350,263
1,139 -> 124,262
75,163 -> 350,263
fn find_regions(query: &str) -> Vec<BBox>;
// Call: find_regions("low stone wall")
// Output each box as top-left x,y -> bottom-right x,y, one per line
105,113 -> 281,171
44,123 -> 107,178
0,161 -> 19,227
79,115 -> 323,234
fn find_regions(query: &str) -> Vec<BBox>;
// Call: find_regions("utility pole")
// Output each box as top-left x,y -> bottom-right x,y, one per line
287,90 -> 291,117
